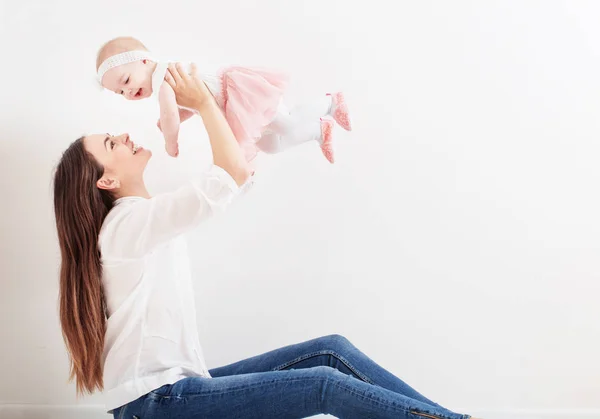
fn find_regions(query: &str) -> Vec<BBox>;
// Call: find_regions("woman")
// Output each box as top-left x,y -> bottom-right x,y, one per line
53,63 -> 475,419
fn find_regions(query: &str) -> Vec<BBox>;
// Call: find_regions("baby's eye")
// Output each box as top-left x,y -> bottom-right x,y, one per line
125,77 -> 130,84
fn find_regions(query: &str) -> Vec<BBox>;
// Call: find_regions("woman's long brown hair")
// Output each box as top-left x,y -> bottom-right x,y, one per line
53,138 -> 114,394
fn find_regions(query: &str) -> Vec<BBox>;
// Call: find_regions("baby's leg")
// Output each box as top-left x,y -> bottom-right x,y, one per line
256,95 -> 336,162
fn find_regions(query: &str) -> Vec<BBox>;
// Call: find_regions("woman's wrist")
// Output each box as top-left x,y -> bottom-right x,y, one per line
194,97 -> 220,115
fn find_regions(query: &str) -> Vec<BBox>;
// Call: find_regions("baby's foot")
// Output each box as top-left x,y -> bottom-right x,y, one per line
165,141 -> 179,158
320,118 -> 335,164
328,92 -> 352,131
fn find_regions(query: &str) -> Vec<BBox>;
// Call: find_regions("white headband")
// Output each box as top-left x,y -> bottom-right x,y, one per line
97,50 -> 155,84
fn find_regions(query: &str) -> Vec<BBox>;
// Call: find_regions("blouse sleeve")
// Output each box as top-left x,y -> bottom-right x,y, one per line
100,165 -> 251,260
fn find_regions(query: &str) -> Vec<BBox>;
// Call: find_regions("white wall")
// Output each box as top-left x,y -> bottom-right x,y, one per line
1,1 -> 599,418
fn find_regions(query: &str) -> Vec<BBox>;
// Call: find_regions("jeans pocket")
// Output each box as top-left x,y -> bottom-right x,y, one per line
149,383 -> 173,397
116,397 -> 146,419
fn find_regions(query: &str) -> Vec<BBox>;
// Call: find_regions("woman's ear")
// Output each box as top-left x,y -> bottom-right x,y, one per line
97,176 -> 120,191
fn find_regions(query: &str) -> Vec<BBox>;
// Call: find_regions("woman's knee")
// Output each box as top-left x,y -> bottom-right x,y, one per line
317,334 -> 352,351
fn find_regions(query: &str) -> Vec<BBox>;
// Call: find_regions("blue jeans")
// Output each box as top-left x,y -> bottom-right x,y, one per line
112,334 -> 470,419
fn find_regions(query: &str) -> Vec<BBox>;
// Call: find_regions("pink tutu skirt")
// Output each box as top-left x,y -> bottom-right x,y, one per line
219,66 -> 289,161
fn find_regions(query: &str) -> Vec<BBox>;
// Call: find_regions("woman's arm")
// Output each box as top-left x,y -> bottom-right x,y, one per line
99,63 -> 255,259
164,63 -> 252,186
99,167 -> 243,259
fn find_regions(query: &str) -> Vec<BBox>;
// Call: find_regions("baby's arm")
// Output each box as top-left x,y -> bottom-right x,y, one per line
158,82 -> 181,157
157,109 -> 194,132
179,109 -> 195,122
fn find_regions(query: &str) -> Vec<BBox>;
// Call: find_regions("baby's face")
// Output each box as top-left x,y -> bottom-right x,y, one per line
101,60 -> 154,101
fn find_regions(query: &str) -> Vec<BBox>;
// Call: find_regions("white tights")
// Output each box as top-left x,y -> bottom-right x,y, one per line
256,95 -> 333,154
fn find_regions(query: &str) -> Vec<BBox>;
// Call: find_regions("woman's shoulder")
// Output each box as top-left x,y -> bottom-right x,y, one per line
99,198 -> 147,253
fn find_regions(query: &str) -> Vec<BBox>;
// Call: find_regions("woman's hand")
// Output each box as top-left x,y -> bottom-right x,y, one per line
165,63 -> 252,186
164,63 -> 215,112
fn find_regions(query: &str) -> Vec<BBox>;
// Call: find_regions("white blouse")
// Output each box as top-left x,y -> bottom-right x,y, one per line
99,166 -> 249,411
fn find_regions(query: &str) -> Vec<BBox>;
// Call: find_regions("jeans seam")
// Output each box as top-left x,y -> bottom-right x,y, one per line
409,410 -> 463,419
143,375 -> 456,419
271,350 -> 376,385
325,381 -> 454,419
327,379 -> 416,416
166,375 -> 326,397
169,375 -> 416,415
409,410 -> 444,419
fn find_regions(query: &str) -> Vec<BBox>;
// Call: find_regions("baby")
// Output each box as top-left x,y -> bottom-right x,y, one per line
96,36 -> 352,163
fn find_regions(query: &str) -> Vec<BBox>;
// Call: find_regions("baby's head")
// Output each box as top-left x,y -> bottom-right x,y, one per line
96,37 -> 155,101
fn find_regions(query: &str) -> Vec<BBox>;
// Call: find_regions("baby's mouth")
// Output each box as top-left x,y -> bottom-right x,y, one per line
135,88 -> 143,98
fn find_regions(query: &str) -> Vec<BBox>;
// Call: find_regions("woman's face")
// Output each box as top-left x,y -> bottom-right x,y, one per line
84,133 -> 151,192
